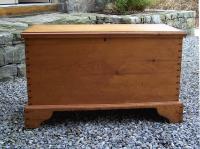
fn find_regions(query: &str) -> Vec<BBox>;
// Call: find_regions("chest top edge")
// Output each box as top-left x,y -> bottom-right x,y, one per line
22,24 -> 186,39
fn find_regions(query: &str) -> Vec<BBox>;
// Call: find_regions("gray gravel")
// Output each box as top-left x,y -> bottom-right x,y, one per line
0,36 -> 199,148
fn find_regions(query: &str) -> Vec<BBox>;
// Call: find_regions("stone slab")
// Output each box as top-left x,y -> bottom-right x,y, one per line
0,64 -> 17,80
0,32 -> 13,45
2,44 -> 25,66
17,63 -> 26,77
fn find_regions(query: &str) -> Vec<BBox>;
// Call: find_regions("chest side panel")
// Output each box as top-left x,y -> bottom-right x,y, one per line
25,37 -> 182,105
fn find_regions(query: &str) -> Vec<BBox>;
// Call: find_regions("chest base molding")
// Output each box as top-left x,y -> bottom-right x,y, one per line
25,101 -> 183,128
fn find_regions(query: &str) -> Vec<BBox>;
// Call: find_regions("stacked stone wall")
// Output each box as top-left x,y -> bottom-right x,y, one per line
0,10 -> 196,80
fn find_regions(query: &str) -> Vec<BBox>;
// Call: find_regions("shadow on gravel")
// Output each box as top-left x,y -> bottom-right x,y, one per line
43,109 -> 168,126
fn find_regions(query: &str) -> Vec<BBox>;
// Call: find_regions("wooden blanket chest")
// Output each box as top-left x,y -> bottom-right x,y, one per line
22,24 -> 186,128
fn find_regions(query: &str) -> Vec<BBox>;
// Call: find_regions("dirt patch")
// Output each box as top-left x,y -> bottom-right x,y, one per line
151,0 -> 198,16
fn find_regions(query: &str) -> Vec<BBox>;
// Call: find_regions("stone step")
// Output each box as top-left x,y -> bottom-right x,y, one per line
0,3 -> 58,17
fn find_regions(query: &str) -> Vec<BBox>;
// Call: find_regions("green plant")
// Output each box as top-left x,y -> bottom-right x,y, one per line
128,0 -> 156,11
115,0 -> 156,12
115,0 -> 129,12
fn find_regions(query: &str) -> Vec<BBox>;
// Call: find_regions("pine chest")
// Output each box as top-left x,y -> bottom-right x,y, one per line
22,24 -> 186,128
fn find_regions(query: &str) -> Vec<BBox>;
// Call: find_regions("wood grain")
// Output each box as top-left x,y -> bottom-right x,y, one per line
22,24 -> 186,38
26,37 -> 182,105
23,24 -> 185,33
0,4 -> 58,17
25,101 -> 183,128
23,24 -> 184,127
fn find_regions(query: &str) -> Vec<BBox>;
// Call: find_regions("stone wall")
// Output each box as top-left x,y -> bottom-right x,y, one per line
0,21 -> 27,80
0,10 -> 196,81
95,10 -> 196,34
59,0 -> 111,13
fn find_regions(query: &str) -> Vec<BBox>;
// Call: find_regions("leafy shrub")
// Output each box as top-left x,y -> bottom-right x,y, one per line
115,0 -> 129,12
115,0 -> 156,12
128,0 -> 156,11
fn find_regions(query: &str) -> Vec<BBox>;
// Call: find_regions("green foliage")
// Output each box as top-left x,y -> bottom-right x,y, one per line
128,0 -> 155,11
115,0 -> 156,12
115,0 -> 129,12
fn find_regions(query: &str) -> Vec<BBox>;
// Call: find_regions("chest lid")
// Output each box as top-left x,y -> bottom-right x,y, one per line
22,24 -> 186,38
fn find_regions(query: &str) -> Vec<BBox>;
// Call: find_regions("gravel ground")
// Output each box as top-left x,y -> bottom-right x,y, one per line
0,36 -> 199,148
